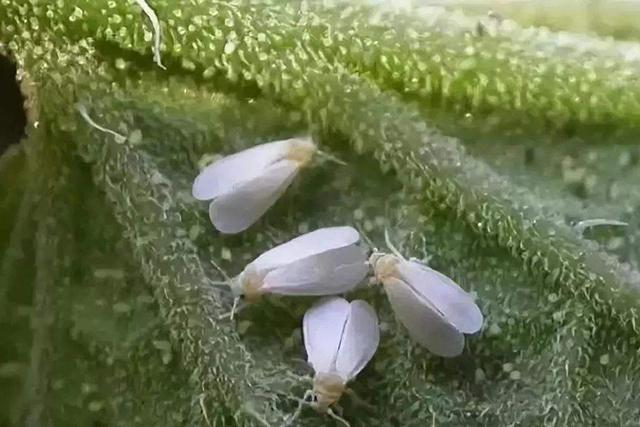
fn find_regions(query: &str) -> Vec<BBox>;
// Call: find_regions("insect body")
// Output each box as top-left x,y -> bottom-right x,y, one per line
192,137 -> 317,234
230,226 -> 369,305
369,252 -> 483,357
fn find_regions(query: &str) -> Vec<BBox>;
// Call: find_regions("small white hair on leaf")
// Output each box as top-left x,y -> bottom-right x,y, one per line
133,0 -> 166,70
573,218 -> 628,235
192,137 -> 317,234
76,103 -> 127,143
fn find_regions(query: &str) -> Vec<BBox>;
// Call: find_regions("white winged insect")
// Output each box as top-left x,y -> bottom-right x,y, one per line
368,233 -> 483,357
225,226 -> 369,317
288,296 -> 379,426
192,137 -> 317,234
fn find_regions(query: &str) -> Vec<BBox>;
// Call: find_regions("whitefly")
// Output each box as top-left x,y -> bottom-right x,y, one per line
286,296 -> 379,426
369,235 -> 483,357
222,226 -> 369,317
192,137 -> 317,234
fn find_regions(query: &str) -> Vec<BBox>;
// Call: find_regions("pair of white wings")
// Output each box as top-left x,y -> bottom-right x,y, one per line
191,139 -> 303,234
247,226 -> 369,295
383,259 -> 483,357
304,297 -> 380,381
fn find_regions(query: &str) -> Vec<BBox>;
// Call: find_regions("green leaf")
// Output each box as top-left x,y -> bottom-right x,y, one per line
2,1 -> 640,426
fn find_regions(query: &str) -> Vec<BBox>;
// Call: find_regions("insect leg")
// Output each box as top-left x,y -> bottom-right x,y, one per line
344,387 -> 375,410
326,407 -> 350,427
283,389 -> 313,427
217,298 -> 246,320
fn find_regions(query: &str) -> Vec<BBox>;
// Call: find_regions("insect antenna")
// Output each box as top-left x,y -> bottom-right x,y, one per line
208,281 -> 228,287
210,258 -> 232,281
384,228 -> 406,260
355,224 -> 378,254
208,259 -> 244,320
316,149 -> 348,166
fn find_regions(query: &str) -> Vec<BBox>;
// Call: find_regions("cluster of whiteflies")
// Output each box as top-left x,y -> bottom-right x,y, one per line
192,137 -> 483,423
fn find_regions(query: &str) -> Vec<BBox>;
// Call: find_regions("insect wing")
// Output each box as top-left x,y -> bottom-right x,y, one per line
335,300 -> 380,381
398,261 -> 483,334
192,139 -> 291,201
251,226 -> 361,272
261,245 -> 368,295
303,297 -> 351,374
384,277 -> 465,357
209,160 -> 298,234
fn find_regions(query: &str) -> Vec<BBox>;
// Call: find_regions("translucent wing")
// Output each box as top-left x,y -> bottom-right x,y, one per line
261,245 -> 368,295
335,300 -> 380,381
209,160 -> 298,234
192,139 -> 291,201
303,297 -> 350,374
251,226 -> 361,272
397,261 -> 483,334
384,277 -> 465,357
